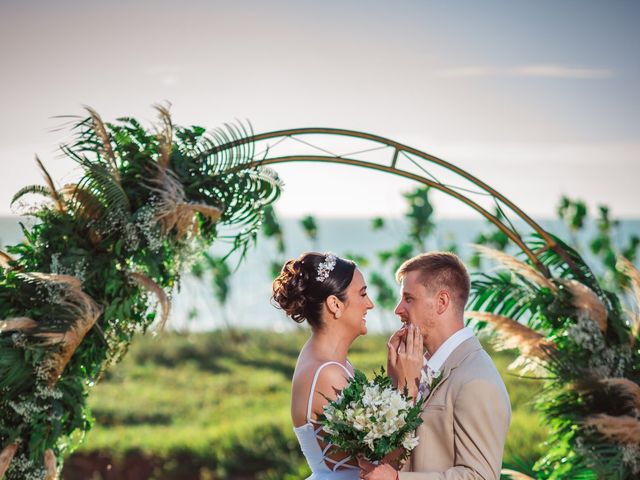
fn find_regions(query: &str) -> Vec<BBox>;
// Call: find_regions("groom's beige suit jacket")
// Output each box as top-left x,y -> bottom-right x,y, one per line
399,336 -> 511,480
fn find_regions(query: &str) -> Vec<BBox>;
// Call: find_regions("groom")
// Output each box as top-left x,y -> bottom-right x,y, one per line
362,252 -> 511,480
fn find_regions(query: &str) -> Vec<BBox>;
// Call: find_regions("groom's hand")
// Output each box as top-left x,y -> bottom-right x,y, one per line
387,324 -> 423,398
357,457 -> 399,480
386,326 -> 407,386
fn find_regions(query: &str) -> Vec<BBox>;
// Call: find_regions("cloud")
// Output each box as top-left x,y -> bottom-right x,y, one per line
146,65 -> 183,87
437,64 -> 613,79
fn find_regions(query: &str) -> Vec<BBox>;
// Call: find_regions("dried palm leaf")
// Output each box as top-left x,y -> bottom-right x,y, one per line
35,156 -> 65,213
13,272 -> 102,385
0,443 -> 18,478
84,106 -> 119,183
129,272 -> 171,330
46,287 -> 102,386
61,183 -> 105,221
0,317 -> 38,333
20,272 -> 82,289
584,414 -> 640,445
150,169 -> 222,239
473,245 -> 556,292
154,103 -> 173,171
0,251 -> 15,269
466,311 -> 555,373
559,279 -> 608,333
44,449 -> 57,480
466,311 -> 554,359
601,377 -> 640,411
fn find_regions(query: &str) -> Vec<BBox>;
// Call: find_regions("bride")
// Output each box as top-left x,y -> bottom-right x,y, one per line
272,252 -> 423,479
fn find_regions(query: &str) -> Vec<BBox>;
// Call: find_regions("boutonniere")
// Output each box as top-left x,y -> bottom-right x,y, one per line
425,371 -> 443,398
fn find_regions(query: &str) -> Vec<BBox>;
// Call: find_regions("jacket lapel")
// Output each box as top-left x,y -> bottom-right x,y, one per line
421,336 -> 483,411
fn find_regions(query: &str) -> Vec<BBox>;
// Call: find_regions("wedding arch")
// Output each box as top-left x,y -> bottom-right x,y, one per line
0,108 -> 637,480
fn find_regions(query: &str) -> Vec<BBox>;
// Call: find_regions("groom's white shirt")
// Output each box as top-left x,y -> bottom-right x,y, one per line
425,326 -> 475,374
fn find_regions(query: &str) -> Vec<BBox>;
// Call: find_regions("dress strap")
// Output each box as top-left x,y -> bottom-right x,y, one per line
306,361 -> 352,422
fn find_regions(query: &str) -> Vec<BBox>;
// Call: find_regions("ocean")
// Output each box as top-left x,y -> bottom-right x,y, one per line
1,215 -> 639,333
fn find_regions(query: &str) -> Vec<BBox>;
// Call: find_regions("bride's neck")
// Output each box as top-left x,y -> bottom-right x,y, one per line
308,328 -> 351,362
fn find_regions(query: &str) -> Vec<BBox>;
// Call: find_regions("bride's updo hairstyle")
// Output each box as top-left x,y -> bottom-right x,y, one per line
272,252 -> 356,329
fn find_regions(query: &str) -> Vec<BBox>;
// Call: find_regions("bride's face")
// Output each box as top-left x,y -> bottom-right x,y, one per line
340,269 -> 374,335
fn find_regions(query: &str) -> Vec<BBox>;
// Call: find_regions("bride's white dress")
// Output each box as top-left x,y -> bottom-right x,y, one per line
293,361 -> 360,480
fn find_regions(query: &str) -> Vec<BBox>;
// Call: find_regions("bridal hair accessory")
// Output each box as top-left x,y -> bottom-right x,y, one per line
316,253 -> 337,282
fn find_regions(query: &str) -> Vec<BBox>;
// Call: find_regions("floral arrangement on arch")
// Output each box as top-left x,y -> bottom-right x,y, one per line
0,106 -> 282,479
469,243 -> 640,479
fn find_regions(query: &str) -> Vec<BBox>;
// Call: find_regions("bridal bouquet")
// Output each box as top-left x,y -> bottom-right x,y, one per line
319,368 -> 424,463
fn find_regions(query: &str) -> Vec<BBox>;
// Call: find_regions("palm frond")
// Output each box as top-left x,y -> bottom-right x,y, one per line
10,184 -> 54,207
75,158 -> 131,216
207,167 -> 283,259
60,183 -> 106,222
218,167 -> 283,225
529,233 -> 603,297
469,271 -> 540,322
205,121 -> 256,175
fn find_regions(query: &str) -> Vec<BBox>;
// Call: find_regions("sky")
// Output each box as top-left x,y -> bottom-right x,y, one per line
1,0 -> 639,219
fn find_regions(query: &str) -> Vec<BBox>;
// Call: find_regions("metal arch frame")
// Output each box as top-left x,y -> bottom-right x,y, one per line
215,127 -> 575,277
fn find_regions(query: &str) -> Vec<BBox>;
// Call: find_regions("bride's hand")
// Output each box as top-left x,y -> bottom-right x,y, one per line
387,324 -> 423,398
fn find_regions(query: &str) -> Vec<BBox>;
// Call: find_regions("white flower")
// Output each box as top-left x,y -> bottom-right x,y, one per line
402,433 -> 420,451
322,425 -> 337,435
318,370 -> 423,458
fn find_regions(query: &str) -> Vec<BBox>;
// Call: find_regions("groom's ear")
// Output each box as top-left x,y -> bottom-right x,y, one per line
436,290 -> 450,314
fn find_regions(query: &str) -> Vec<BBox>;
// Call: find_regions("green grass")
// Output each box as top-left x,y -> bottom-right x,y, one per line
64,329 -> 548,479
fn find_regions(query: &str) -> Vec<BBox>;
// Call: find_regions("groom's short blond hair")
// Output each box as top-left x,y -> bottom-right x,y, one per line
396,252 -> 470,310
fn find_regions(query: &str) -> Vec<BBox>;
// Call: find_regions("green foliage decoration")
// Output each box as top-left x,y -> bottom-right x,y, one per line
469,236 -> 640,480
0,106 -> 282,479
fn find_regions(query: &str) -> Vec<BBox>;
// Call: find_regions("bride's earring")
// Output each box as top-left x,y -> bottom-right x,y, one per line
334,311 -> 341,319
